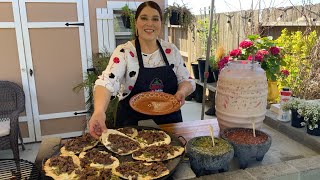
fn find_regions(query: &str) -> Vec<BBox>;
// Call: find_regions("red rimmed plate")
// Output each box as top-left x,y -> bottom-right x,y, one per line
129,92 -> 181,115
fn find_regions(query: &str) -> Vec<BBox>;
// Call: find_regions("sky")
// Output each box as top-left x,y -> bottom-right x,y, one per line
168,0 -> 320,14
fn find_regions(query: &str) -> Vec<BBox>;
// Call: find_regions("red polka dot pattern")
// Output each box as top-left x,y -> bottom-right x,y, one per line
113,57 -> 120,63
130,51 -> 134,57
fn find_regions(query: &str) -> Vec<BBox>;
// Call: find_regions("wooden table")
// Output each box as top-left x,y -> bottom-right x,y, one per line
159,119 -> 220,142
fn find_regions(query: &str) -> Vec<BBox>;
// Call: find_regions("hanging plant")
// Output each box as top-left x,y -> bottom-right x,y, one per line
121,4 -> 133,29
164,3 -> 195,30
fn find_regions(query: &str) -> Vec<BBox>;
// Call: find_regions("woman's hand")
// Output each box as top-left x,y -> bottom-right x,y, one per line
89,111 -> 107,139
174,91 -> 186,106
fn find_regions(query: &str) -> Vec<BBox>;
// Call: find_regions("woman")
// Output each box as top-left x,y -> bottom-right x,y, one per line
89,1 -> 195,138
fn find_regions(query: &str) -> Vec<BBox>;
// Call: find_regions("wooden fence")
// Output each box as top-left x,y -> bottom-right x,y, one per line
168,3 -> 320,73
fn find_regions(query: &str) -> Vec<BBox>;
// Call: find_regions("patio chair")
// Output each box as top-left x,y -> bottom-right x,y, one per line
0,81 -> 25,161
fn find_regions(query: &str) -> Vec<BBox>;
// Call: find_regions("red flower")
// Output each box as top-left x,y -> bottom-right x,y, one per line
281,69 -> 289,77
165,48 -> 171,54
229,48 -> 242,57
113,57 -> 120,63
257,49 -> 269,55
269,46 -> 280,55
248,54 -> 264,62
128,86 -> 134,91
218,56 -> 230,71
129,51 -> 134,57
239,40 -> 254,48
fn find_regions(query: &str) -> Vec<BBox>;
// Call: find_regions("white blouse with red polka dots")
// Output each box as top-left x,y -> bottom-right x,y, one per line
94,39 -> 196,100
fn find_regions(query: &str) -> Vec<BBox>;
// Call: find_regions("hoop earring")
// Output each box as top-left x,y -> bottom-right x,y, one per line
135,29 -> 139,37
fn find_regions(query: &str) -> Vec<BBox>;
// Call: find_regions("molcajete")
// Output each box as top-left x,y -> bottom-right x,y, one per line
186,136 -> 234,176
221,128 -> 271,169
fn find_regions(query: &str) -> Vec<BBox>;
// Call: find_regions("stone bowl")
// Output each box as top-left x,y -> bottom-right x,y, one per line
186,136 -> 234,176
221,128 -> 272,169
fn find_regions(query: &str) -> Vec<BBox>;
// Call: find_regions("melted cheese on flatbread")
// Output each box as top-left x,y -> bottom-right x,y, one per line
43,154 -> 80,180
100,129 -> 142,155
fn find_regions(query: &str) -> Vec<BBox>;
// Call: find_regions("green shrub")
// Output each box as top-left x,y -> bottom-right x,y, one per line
196,17 -> 217,56
275,29 -> 317,98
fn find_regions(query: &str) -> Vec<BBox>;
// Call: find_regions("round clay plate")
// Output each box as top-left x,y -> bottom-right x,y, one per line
129,91 -> 181,115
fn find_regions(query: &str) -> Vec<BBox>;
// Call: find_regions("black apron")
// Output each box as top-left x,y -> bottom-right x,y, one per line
115,39 -> 182,127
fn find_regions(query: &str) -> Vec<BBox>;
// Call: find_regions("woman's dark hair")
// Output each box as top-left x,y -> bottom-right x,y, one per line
135,1 -> 162,21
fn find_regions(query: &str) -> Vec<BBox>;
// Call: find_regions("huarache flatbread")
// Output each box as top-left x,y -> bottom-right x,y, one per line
117,127 -> 138,138
60,133 -> 99,155
43,154 -> 80,180
75,167 -> 120,180
112,161 -> 169,180
101,129 -> 142,155
135,130 -> 171,146
132,144 -> 184,162
79,149 -> 119,169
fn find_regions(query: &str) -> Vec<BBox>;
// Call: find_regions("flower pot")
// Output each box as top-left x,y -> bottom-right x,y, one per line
193,84 -> 203,103
215,60 -> 268,129
191,63 -> 200,79
221,128 -> 272,169
267,80 -> 279,103
169,10 -> 180,25
121,15 -> 131,29
197,58 -> 215,83
213,69 -> 219,82
306,122 -> 320,136
291,110 -> 305,128
186,136 -> 234,176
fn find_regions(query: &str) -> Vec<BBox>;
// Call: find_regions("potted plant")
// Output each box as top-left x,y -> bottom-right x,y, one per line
298,101 -> 320,136
197,57 -> 215,83
211,46 -> 225,82
186,136 -> 234,176
164,3 -> 195,30
209,56 -> 219,82
217,35 -> 288,103
221,128 -> 272,169
281,98 -> 306,128
121,4 -> 133,29
73,52 -> 119,128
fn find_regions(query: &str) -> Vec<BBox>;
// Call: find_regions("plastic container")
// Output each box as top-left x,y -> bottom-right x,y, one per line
277,87 -> 292,122
215,60 -> 268,129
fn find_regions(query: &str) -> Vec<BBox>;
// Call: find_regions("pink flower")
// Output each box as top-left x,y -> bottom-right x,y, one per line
269,46 -> 280,55
239,40 -> 254,48
229,48 -> 242,57
257,49 -> 269,55
248,54 -> 264,62
255,53 -> 264,62
281,69 -> 289,77
218,56 -> 230,71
